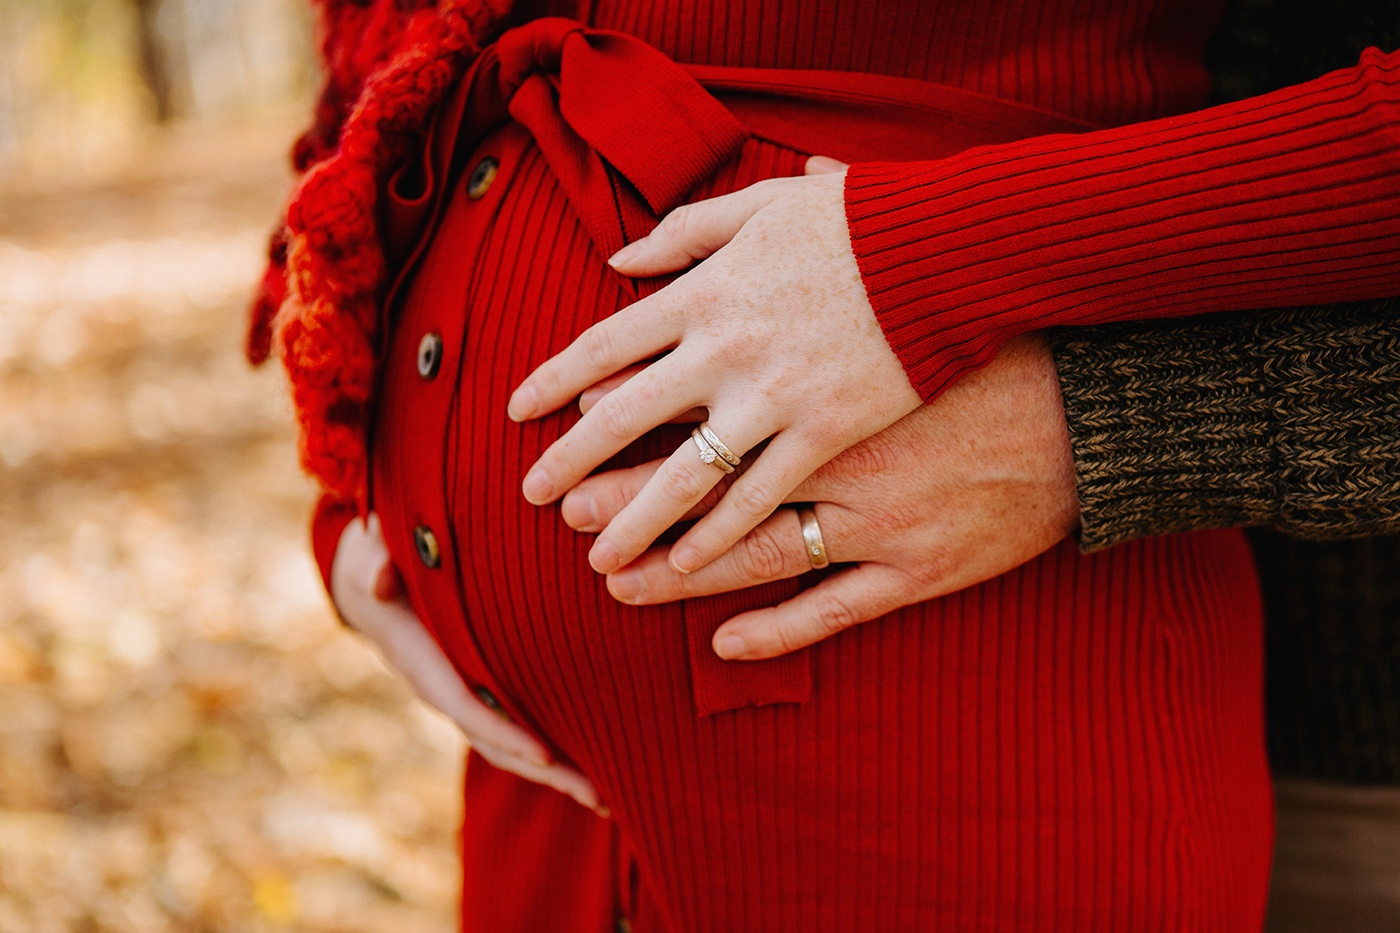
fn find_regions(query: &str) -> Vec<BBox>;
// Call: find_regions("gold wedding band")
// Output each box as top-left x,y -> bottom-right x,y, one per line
797,505 -> 829,570
692,428 -> 735,473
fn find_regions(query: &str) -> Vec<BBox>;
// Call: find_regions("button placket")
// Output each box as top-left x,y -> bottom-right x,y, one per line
384,130 -> 535,731
404,153 -> 505,574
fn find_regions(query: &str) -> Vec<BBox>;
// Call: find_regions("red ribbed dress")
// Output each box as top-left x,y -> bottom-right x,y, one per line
331,1 -> 1400,929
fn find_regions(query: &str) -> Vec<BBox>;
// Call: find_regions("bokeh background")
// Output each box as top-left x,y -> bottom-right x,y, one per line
0,2 -> 465,930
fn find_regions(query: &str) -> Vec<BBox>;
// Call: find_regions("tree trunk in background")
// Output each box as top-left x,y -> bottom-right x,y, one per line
132,0 -> 177,122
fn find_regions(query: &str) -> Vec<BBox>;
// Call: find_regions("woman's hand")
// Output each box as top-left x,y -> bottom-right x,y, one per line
558,335 -> 1080,660
331,515 -> 605,815
508,157 -> 920,578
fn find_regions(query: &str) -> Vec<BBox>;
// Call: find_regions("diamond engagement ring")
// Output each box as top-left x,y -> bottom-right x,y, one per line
698,422 -> 741,469
692,427 -> 735,473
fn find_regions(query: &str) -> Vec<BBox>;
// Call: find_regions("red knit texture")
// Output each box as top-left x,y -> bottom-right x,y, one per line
247,0 -> 436,367
844,46 -> 1400,403
247,0 -> 512,505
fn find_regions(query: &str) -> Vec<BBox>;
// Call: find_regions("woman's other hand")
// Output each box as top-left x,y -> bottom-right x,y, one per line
509,156 -> 921,579
331,515 -> 605,815
559,335 -> 1080,660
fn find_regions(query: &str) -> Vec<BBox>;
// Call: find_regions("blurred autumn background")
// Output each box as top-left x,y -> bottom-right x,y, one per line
0,2 -> 465,930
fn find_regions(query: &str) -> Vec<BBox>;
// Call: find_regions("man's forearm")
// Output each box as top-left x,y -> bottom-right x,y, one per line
1051,297 -> 1400,551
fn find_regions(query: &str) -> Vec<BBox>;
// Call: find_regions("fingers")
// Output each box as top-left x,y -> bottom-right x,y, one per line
711,562 -> 911,660
607,504 -> 854,605
607,179 -> 788,277
804,155 -> 848,175
578,365 -> 647,414
586,416 -> 767,574
372,560 -> 403,602
508,291 -> 684,423
470,743 -> 606,817
337,521 -> 608,816
668,429 -> 830,573
521,356 -> 703,505
561,458 -> 734,533
579,366 -> 707,423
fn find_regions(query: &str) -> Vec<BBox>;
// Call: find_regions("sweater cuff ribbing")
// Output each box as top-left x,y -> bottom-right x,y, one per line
1051,299 -> 1400,552
843,47 -> 1400,404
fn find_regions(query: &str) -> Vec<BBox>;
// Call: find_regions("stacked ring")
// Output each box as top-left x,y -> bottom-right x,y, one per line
692,427 -> 736,473
698,423 -> 741,468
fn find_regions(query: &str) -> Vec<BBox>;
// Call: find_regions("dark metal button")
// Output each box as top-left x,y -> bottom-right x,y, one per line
413,525 -> 440,569
466,156 -> 498,199
416,332 -> 443,379
615,919 -> 633,933
474,686 -> 509,720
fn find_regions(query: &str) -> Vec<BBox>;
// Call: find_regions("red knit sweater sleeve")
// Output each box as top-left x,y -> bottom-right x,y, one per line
845,46 -> 1400,402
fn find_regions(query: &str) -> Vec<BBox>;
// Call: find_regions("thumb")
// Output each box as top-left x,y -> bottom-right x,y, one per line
607,181 -> 787,276
712,563 -> 909,660
805,155 -> 848,175
372,560 -> 404,602
361,512 -> 404,603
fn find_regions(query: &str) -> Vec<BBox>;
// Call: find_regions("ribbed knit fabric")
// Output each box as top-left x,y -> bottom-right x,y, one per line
1051,299 -> 1400,553
355,4 -> 1288,927
844,46 -> 1400,403
1046,2 -> 1400,792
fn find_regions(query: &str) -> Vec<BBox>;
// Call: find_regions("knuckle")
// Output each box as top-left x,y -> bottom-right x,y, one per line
875,500 -> 924,534
835,433 -> 899,477
658,205 -> 693,240
661,464 -> 707,503
771,618 -> 808,656
731,478 -> 777,520
580,324 -> 618,372
911,545 -> 959,588
595,393 -> 637,442
814,595 -> 861,637
737,527 -> 788,581
532,366 -> 564,403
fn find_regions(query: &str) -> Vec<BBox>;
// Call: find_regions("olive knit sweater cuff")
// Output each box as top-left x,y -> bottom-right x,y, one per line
1050,298 -> 1400,552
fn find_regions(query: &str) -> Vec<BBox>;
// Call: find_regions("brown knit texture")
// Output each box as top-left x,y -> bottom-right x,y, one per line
1051,298 -> 1400,553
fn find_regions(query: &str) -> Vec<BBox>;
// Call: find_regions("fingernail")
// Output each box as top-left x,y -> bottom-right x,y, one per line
593,804 -> 613,819
523,467 -> 554,504
508,383 -> 540,421
714,633 -> 748,660
609,568 -> 646,602
561,491 -> 601,531
591,539 -> 622,574
608,239 -> 645,268
671,545 -> 701,574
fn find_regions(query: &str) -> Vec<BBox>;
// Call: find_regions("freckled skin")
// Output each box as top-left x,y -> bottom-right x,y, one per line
513,169 -> 926,579
568,333 -> 1081,658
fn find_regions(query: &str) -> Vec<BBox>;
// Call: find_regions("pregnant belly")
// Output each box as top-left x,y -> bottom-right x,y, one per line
369,124 -> 1274,931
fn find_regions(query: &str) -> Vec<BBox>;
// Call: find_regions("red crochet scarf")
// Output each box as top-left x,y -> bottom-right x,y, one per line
247,0 -> 510,508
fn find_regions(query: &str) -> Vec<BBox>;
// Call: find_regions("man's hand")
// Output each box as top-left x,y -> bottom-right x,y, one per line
559,335 -> 1080,660
331,515 -> 605,814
